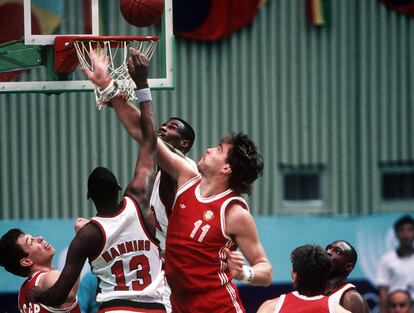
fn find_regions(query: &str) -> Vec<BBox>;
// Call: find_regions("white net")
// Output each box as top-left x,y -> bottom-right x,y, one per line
73,39 -> 157,110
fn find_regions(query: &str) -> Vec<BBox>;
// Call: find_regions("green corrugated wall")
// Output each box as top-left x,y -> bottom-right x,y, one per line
0,0 -> 413,219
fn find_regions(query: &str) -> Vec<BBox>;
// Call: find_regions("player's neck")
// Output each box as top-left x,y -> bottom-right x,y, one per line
96,199 -> 122,216
199,176 -> 229,198
326,276 -> 347,292
30,263 -> 54,276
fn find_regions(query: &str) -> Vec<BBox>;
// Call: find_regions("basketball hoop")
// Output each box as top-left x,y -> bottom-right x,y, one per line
54,36 -> 159,109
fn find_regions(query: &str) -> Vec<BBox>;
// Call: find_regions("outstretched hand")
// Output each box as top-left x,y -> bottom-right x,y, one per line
224,248 -> 247,281
81,49 -> 112,89
127,47 -> 149,89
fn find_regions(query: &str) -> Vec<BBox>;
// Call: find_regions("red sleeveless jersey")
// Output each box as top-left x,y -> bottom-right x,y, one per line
165,175 -> 248,294
275,292 -> 333,313
18,271 -> 81,313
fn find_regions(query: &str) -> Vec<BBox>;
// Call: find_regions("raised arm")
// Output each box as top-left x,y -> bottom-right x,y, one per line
125,50 -> 198,187
81,49 -> 143,143
83,48 -> 198,187
123,49 -> 157,234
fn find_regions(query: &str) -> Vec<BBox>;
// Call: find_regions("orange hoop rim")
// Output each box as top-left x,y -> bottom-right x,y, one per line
55,35 -> 160,44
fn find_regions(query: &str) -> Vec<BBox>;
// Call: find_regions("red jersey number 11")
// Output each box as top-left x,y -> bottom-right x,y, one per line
190,220 -> 211,242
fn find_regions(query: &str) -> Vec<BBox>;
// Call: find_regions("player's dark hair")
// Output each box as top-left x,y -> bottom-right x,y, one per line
291,244 -> 332,296
222,133 -> 264,195
169,117 -> 195,153
340,240 -> 358,265
0,228 -> 30,277
394,214 -> 414,233
87,167 -> 121,205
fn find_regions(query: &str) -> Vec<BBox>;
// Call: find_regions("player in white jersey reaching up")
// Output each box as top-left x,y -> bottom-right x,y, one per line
27,48 -> 166,313
82,47 -> 196,313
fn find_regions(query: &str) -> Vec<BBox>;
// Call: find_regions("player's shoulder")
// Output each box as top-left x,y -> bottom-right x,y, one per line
342,287 -> 365,305
257,297 -> 279,313
39,269 -> 60,289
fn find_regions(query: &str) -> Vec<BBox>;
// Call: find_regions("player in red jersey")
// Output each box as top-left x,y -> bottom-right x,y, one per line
257,244 -> 350,313
0,228 -> 80,313
325,240 -> 369,313
113,65 -> 272,313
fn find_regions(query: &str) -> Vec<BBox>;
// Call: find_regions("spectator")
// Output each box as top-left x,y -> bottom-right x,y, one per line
387,289 -> 413,313
377,215 -> 414,313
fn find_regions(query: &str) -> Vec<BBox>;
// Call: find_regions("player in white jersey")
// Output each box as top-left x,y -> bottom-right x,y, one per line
27,49 -> 166,312
325,240 -> 369,313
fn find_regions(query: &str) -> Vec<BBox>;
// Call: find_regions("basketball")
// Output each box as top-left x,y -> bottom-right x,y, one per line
120,0 -> 164,27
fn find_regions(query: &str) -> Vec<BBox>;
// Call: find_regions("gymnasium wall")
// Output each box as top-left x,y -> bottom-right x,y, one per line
0,2 -> 413,215
1,1 -> 413,312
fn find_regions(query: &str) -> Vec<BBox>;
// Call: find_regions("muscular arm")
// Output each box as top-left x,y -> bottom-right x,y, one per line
29,224 -> 101,306
342,289 -> 370,313
112,96 -> 143,143
225,203 -> 272,286
39,270 -> 80,309
124,50 -> 157,235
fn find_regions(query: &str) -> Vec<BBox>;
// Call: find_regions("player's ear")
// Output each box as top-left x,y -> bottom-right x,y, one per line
180,139 -> 190,151
291,270 -> 297,282
345,262 -> 354,273
20,257 -> 33,268
221,164 -> 232,175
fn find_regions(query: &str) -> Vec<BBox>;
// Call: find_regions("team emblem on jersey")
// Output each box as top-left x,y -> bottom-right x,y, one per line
203,210 -> 214,221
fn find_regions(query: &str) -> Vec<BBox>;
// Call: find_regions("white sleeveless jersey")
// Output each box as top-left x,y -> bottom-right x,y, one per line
328,282 -> 356,305
150,156 -> 197,252
90,196 -> 165,304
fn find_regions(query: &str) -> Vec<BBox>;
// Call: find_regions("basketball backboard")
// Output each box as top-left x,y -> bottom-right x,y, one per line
0,0 -> 174,94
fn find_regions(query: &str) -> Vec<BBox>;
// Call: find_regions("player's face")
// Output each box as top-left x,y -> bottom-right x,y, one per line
388,292 -> 412,313
17,233 -> 55,266
396,223 -> 414,248
198,142 -> 232,175
158,119 -> 185,151
326,241 -> 349,275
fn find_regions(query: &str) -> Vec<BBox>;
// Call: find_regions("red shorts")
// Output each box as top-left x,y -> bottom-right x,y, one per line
171,283 -> 245,313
